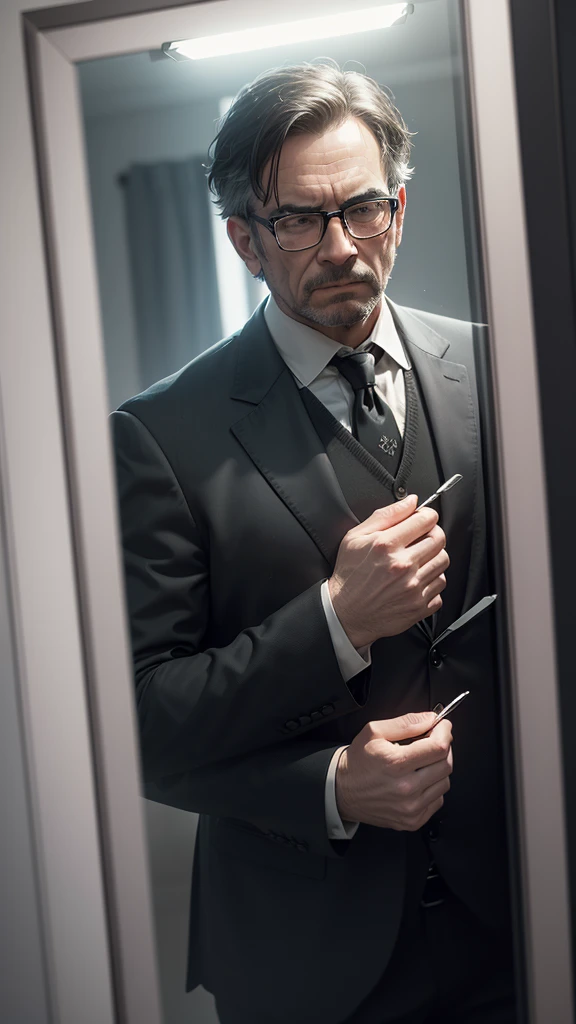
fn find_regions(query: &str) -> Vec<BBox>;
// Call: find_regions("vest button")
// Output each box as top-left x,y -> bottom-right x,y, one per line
430,648 -> 443,668
395,486 -> 406,499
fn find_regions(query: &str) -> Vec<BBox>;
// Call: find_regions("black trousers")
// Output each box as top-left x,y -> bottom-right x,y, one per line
343,844 -> 517,1024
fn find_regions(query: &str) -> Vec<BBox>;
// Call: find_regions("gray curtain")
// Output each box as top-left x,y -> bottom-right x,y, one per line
121,158 -> 222,390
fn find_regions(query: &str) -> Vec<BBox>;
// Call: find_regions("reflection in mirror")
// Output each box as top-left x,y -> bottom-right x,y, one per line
79,2 -> 518,1021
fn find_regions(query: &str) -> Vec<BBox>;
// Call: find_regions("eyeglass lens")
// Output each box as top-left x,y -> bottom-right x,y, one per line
275,199 -> 394,251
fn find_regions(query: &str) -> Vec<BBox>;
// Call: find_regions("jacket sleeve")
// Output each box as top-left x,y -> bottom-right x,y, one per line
144,739 -> 350,859
110,408 -> 369,784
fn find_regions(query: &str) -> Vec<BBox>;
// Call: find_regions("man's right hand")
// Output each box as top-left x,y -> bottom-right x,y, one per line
328,494 -> 449,648
335,712 -> 453,830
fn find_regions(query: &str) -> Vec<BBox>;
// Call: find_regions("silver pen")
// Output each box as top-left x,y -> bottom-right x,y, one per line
415,474 -> 463,511
397,691 -> 471,744
431,690 -> 470,725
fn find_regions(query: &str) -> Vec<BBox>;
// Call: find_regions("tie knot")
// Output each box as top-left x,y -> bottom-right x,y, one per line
330,350 -> 376,391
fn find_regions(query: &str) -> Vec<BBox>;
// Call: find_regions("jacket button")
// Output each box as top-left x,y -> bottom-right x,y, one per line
310,711 -> 323,722
295,842 -> 307,853
284,719 -> 299,731
430,648 -> 443,668
395,485 -> 406,499
321,704 -> 335,716
299,715 -> 312,727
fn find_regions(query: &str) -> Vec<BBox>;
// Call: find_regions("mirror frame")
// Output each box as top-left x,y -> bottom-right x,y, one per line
10,0 -> 572,1020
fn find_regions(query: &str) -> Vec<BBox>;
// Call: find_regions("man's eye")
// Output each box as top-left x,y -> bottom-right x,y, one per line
353,202 -> 386,215
280,215 -> 318,233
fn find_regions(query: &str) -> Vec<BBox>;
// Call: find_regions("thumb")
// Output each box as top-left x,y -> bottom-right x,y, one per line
357,494 -> 418,535
374,711 -> 439,743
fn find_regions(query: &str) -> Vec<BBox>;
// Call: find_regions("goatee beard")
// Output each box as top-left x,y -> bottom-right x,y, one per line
294,253 -> 395,328
297,290 -> 383,328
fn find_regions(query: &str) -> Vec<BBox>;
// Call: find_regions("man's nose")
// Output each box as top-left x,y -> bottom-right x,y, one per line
317,215 -> 358,264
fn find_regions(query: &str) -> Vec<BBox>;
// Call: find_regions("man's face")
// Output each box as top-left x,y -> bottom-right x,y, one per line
228,118 -> 406,340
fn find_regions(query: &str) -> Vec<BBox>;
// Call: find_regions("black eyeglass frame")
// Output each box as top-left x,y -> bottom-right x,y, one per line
249,197 -> 400,252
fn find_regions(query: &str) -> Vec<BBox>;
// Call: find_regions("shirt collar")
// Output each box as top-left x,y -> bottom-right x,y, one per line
264,294 -> 410,388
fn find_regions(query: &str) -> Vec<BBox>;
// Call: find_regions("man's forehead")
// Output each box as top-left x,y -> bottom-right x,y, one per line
260,119 -> 387,211
279,121 -> 381,174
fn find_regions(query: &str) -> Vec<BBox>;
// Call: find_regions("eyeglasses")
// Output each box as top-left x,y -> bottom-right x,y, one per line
250,197 -> 399,252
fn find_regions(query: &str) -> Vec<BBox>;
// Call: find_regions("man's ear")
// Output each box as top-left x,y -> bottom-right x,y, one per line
227,217 -> 264,277
394,185 -> 407,248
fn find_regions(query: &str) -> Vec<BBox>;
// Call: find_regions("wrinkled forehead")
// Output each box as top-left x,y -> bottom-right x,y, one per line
259,118 -> 389,213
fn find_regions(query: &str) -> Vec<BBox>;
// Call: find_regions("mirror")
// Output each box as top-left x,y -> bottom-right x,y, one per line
75,2 -> 519,1021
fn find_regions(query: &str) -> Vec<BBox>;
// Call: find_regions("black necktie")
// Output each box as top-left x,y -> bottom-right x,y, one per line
330,348 -> 403,472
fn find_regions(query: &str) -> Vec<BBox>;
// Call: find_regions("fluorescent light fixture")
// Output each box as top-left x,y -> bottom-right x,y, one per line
163,4 -> 413,61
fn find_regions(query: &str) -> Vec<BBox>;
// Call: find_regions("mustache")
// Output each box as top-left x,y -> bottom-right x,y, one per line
304,267 -> 380,297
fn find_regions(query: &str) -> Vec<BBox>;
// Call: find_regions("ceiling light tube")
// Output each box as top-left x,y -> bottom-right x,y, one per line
163,4 -> 413,61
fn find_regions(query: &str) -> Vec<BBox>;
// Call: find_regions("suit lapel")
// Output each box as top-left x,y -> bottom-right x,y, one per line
230,306 -> 357,569
389,302 -> 484,621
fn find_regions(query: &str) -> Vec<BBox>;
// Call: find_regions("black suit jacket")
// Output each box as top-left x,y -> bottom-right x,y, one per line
112,300 -> 509,1023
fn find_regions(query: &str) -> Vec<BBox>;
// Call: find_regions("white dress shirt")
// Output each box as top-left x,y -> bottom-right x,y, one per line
263,297 -> 411,839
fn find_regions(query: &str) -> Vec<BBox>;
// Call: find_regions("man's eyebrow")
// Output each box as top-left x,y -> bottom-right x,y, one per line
341,189 -> 390,209
268,188 -> 389,218
268,202 -> 324,217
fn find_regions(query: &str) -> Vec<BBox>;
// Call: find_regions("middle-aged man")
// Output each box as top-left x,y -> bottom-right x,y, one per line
112,63 -> 515,1024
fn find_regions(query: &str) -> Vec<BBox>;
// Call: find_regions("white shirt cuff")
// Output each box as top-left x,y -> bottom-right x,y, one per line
320,579 -> 371,682
325,746 -> 360,840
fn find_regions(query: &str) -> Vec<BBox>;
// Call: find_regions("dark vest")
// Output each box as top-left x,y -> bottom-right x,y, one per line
300,367 -> 441,522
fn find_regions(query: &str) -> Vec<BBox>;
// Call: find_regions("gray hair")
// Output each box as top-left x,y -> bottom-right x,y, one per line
207,61 -> 414,220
